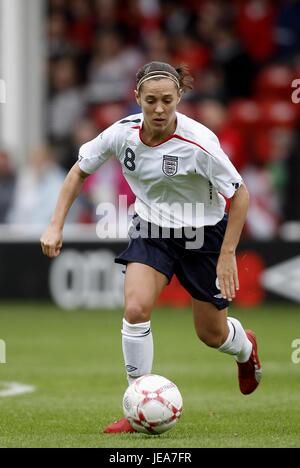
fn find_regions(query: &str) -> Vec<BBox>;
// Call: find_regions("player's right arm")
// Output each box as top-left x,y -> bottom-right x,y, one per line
40,118 -> 129,258
40,162 -> 89,258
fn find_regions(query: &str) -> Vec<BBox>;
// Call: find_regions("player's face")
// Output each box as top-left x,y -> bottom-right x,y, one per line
136,79 -> 181,134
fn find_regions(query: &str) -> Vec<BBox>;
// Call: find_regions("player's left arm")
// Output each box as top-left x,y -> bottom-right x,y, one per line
217,183 -> 249,301
195,130 -> 249,301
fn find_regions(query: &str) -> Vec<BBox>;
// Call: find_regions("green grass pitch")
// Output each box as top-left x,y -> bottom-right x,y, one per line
0,302 -> 300,448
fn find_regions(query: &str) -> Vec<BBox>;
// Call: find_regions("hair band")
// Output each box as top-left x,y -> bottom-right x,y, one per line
137,71 -> 180,91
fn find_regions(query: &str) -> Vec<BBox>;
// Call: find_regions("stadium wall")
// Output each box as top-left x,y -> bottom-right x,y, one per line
0,235 -> 300,309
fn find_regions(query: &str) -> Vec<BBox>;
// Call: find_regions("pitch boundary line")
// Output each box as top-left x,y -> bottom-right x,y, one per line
0,382 -> 36,398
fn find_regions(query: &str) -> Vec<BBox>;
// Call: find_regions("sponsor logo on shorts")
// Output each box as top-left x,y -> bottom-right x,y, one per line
213,293 -> 223,299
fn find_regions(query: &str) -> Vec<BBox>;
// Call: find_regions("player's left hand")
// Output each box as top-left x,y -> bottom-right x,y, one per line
216,251 -> 239,301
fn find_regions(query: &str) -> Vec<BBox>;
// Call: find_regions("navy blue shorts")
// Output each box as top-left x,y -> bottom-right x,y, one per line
115,214 -> 229,310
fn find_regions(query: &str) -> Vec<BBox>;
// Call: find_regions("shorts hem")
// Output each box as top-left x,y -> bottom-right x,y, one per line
190,294 -> 229,310
115,257 -> 172,283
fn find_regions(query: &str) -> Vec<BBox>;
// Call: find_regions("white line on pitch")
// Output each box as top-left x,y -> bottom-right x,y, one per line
0,382 -> 36,398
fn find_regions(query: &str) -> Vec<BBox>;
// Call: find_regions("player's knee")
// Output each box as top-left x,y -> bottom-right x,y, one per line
124,302 -> 151,324
196,329 -> 225,348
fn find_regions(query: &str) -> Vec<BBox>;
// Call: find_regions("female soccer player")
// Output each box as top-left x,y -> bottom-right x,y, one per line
41,61 -> 262,433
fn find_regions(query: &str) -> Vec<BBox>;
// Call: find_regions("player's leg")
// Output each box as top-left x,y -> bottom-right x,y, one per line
192,299 -> 229,348
122,262 -> 168,384
192,299 -> 262,394
104,263 -> 168,434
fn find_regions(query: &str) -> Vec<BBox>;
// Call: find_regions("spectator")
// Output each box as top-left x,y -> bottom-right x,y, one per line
195,0 -> 234,45
68,0 -> 95,54
161,0 -> 194,36
47,12 -> 75,59
236,0 -> 277,63
42,0 -> 300,240
212,27 -> 255,99
276,0 -> 300,60
8,146 -> 79,226
0,150 -> 16,223
48,57 -> 86,144
143,30 -> 171,64
170,33 -> 210,75
94,0 -> 120,31
63,117 -> 99,171
197,99 -> 247,171
87,29 -> 142,103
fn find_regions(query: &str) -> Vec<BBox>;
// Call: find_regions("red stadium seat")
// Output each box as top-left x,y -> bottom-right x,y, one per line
228,99 -> 262,151
228,100 -> 262,132
236,0 -> 276,62
90,103 -> 126,130
255,65 -> 294,101
228,100 -> 263,164
253,130 -> 273,163
260,100 -> 298,129
177,101 -> 197,119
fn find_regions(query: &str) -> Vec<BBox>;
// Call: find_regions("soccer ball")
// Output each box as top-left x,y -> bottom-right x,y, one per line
123,374 -> 183,435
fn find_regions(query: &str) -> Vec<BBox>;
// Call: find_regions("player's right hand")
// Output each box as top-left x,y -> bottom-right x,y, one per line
40,226 -> 63,258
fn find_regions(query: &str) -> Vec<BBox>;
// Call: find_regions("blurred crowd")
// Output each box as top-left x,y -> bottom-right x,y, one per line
1,0 -> 300,239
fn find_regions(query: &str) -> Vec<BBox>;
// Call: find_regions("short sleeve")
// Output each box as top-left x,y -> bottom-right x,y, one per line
78,123 -> 118,174
196,133 -> 243,199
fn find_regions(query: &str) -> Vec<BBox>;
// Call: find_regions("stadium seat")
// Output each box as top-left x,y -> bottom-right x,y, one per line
177,101 -> 197,120
90,103 -> 126,130
228,100 -> 262,157
255,64 -> 294,101
260,100 -> 298,129
228,100 -> 262,132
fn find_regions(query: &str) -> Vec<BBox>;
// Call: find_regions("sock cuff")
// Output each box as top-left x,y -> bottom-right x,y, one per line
218,318 -> 235,352
122,318 -> 151,338
218,316 -> 252,361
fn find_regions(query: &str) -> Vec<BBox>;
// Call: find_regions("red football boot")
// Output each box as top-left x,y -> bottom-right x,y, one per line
103,417 -> 136,433
237,330 -> 262,395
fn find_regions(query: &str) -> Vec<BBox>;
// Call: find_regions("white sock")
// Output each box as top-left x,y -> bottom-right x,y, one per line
121,318 -> 153,385
218,317 -> 252,363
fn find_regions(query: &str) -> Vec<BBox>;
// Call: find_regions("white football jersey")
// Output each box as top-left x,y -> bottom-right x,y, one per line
78,112 -> 243,228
